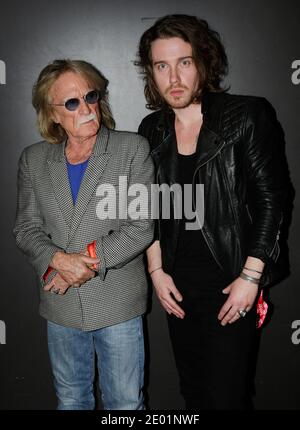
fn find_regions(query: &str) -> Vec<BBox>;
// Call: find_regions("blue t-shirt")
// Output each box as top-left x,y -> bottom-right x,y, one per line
66,159 -> 89,204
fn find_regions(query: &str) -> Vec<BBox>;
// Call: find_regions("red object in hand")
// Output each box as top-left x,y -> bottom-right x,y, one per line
256,290 -> 268,329
87,240 -> 98,269
43,241 -> 98,281
43,266 -> 53,282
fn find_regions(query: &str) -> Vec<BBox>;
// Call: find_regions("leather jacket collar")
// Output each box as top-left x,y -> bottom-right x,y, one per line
151,91 -> 227,185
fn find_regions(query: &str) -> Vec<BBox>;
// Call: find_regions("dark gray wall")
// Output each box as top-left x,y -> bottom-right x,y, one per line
0,0 -> 299,410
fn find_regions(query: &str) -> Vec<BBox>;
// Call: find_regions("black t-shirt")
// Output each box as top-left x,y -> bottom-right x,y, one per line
173,152 -> 226,288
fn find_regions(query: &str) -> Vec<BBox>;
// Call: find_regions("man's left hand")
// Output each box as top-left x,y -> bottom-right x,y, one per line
217,277 -> 259,326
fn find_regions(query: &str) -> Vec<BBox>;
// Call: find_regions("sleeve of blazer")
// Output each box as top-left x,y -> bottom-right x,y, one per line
242,98 -> 287,263
95,136 -> 154,280
138,117 -> 160,243
13,148 -> 63,283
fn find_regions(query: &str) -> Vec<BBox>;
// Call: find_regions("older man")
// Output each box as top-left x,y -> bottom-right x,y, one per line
14,59 -> 154,410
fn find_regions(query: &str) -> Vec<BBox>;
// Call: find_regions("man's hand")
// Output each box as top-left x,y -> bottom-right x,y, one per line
50,251 -> 100,286
151,269 -> 185,319
218,276 -> 259,326
44,273 -> 70,295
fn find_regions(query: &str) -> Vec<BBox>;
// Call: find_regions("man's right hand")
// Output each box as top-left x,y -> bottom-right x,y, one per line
151,269 -> 185,319
44,272 -> 71,295
50,251 -> 100,286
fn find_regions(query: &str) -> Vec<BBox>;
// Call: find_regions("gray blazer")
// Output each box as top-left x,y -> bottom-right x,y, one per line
14,126 -> 154,331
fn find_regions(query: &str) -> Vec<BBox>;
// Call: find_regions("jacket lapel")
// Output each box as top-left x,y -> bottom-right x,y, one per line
151,110 -> 178,185
194,125 -> 225,169
151,92 -> 227,176
47,141 -> 74,228
194,90 -> 226,168
68,126 -> 111,241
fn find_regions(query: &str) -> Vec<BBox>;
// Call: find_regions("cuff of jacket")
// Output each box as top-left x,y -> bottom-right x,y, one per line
247,245 -> 277,265
94,239 -> 107,281
40,246 -> 63,285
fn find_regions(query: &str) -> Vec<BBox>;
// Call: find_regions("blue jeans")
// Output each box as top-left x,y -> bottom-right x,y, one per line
47,316 -> 145,410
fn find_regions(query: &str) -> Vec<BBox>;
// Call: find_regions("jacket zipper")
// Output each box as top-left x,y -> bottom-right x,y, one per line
192,139 -> 226,271
220,161 -> 242,237
269,214 -> 283,262
153,131 -> 171,242
246,204 -> 253,224
156,166 -> 161,241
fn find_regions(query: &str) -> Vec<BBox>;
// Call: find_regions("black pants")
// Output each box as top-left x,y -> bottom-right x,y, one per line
167,279 -> 257,410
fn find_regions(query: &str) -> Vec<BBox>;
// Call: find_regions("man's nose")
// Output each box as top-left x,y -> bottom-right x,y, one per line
169,66 -> 180,84
78,98 -> 91,114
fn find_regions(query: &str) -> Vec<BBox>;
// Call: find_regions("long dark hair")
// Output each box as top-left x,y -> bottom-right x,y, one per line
135,14 -> 229,110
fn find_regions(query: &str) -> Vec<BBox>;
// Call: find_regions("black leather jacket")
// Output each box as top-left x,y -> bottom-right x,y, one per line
138,91 -> 288,287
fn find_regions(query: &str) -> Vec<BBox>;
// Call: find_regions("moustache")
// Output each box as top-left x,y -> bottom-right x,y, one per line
76,113 -> 97,128
166,85 -> 187,93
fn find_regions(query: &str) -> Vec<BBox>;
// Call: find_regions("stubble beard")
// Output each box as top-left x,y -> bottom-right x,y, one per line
164,88 -> 199,109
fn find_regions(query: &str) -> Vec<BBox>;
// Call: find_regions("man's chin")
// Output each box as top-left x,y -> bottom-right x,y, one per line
73,129 -> 99,141
165,94 -> 194,109
168,100 -> 193,109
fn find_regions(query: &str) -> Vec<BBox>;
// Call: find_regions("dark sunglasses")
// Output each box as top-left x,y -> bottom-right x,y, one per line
50,89 -> 100,111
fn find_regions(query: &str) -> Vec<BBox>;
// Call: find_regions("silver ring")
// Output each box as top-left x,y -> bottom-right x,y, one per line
238,309 -> 247,318
52,288 -> 59,294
